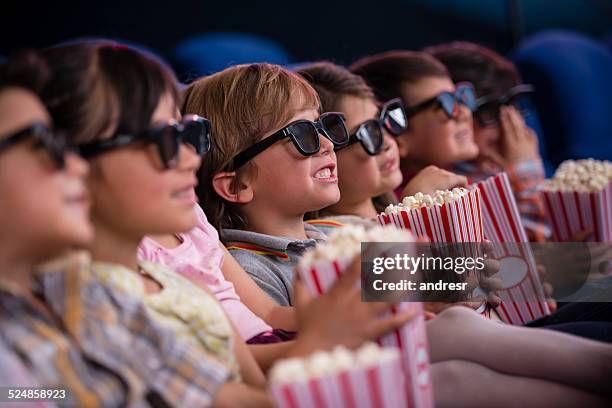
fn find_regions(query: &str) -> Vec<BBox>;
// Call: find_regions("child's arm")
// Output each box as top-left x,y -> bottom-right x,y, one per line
213,383 -> 272,407
220,244 -> 296,330
230,324 -> 267,388
248,342 -> 295,373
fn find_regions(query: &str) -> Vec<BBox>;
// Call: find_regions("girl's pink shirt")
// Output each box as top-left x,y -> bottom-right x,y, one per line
138,205 -> 272,340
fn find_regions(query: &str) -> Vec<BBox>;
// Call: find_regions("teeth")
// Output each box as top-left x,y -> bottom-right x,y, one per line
314,168 -> 332,179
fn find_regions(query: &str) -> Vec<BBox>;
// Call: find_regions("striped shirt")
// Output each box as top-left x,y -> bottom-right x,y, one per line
0,278 -> 130,407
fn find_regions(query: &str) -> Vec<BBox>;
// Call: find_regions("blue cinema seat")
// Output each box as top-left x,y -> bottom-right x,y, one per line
172,32 -> 291,81
511,30 -> 612,167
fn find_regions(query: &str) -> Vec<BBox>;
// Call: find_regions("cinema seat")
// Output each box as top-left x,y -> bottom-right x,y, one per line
512,30 -> 612,167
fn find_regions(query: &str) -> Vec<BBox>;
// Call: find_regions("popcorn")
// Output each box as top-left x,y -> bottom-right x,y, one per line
269,343 -> 400,385
355,342 -> 397,367
298,225 -> 415,267
387,187 -> 469,213
542,159 -> 612,192
540,159 -> 612,242
379,188 -> 484,243
268,343 -> 409,408
268,358 -> 309,384
331,346 -> 354,371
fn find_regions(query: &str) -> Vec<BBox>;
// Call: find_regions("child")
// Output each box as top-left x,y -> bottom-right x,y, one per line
425,41 -> 549,242
184,63 -> 349,306
0,51 -> 132,406
297,61 -> 468,219
350,51 -> 477,199
41,39 -> 274,406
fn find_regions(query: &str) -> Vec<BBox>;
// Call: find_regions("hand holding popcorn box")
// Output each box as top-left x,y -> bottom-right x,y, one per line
377,188 -> 486,315
474,172 -> 550,325
540,159 -> 612,242
268,344 -> 407,408
295,226 -> 434,408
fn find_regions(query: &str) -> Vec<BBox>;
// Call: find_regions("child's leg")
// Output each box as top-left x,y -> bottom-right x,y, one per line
427,307 -> 612,395
431,360 -> 610,408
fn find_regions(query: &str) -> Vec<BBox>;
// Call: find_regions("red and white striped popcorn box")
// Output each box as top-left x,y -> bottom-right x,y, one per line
269,352 -> 407,408
296,259 -> 434,408
541,183 -> 612,242
377,189 -> 484,243
475,172 -> 550,325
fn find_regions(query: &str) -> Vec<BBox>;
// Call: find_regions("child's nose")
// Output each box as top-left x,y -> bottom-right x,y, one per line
66,152 -> 89,177
317,133 -> 334,155
456,104 -> 473,123
178,143 -> 202,171
382,134 -> 396,152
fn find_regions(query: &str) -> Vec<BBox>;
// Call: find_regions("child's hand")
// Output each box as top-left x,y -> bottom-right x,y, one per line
570,228 -> 593,242
537,264 -> 558,313
292,256 -> 416,355
423,241 -> 502,315
481,106 -> 540,168
400,165 -> 468,199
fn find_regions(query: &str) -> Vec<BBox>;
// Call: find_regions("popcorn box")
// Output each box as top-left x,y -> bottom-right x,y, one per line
296,258 -> 434,408
377,189 -> 484,243
475,172 -> 551,325
269,351 -> 407,408
378,188 -> 485,287
541,184 -> 612,243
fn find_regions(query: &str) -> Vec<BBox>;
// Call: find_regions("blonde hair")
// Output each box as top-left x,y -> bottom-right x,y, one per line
183,63 -> 320,231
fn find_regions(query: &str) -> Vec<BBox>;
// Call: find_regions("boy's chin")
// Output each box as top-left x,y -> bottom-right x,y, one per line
305,191 -> 341,213
453,146 -> 480,163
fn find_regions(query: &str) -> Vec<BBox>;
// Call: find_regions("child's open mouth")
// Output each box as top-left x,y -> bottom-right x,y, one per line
313,163 -> 338,183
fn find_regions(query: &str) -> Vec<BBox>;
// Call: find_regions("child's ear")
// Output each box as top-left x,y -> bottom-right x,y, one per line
212,172 -> 254,204
396,134 -> 411,158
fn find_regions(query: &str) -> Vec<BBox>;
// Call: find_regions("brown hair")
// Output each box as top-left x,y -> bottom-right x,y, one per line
182,63 -> 320,231
0,51 -> 49,96
41,39 -> 180,144
424,41 -> 521,98
297,61 -> 374,112
350,50 -> 449,105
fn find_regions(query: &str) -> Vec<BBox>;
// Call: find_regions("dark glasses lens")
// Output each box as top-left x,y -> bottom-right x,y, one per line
181,115 -> 211,155
357,121 -> 384,155
381,99 -> 408,136
155,126 -> 181,169
475,102 -> 501,126
32,125 -> 68,169
288,121 -> 320,155
320,113 -> 349,146
438,92 -> 457,118
456,84 -> 477,112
